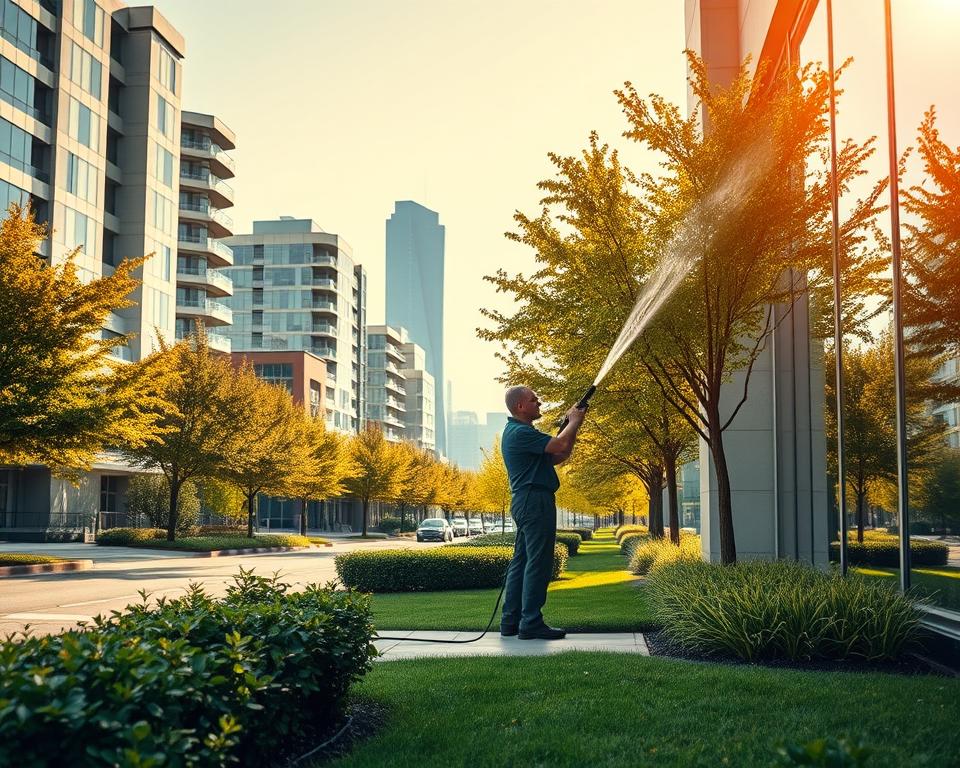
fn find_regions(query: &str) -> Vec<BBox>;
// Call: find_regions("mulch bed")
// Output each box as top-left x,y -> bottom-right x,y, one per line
280,698 -> 387,766
644,629 -> 944,677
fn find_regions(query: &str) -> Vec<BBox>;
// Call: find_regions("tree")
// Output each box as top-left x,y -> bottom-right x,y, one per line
0,206 -> 162,473
825,335 -> 947,541
126,474 -> 200,534
121,329 -> 248,541
475,438 -> 511,528
196,477 -> 246,527
437,464 -> 472,522
914,448 -> 960,535
392,443 -> 438,533
222,365 -> 305,538
903,108 -> 960,355
285,416 -> 351,536
343,425 -> 410,537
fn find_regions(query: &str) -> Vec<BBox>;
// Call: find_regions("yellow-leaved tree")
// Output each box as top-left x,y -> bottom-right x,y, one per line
475,438 -> 511,530
343,424 -> 411,537
285,415 -> 352,535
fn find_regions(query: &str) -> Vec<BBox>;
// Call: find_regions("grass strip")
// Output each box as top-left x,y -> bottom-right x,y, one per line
325,653 -> 960,768
368,531 -> 652,632
0,554 -> 70,566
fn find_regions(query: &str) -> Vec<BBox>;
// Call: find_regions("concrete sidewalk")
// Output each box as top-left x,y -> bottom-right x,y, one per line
374,631 -> 648,660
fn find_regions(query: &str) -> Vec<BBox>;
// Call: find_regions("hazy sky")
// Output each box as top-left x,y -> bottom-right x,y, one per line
149,0 -> 687,416
150,0 -> 958,417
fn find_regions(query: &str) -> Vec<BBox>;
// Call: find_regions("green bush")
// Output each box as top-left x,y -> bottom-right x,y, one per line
629,534 -> 701,575
126,474 -> 200,534
616,525 -> 647,543
96,527 -> 166,545
829,533 -> 948,567
0,570 -> 375,767
335,544 -> 567,592
459,530 -> 580,556
558,527 -> 593,541
646,559 -> 924,661
198,525 -> 248,536
619,531 -> 649,557
377,515 -> 402,534
0,554 -> 69,566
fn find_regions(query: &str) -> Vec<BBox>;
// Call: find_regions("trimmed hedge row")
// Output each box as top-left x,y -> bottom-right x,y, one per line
0,553 -> 69,566
452,539 -> 569,575
335,544 -> 568,592
96,527 -> 166,544
647,559 -> 924,662
558,527 -> 593,541
615,525 -> 648,543
829,534 -> 948,567
459,530 -> 581,556
96,528 -> 310,551
629,534 -> 701,575
0,570 -> 375,767
619,532 -> 649,558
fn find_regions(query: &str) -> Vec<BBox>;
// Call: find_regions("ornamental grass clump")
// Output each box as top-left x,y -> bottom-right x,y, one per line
630,534 -> 701,575
829,531 -> 948,567
0,569 -> 375,767
335,544 -> 567,592
615,525 -> 647,543
619,531 -> 650,558
646,559 -> 924,662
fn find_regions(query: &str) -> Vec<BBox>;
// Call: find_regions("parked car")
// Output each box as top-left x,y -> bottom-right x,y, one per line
485,519 -> 514,534
468,519 -> 484,536
416,518 -> 453,543
451,517 -> 468,537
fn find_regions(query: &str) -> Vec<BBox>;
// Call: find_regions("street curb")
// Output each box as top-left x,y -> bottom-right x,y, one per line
182,545 -> 313,558
0,560 -> 93,577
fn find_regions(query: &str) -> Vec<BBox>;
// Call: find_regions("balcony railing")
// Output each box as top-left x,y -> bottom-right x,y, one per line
178,198 -> 234,228
178,233 -> 234,264
310,299 -> 337,312
180,137 -> 237,174
206,331 -> 232,353
180,168 -> 234,198
176,266 -> 233,293
311,345 -> 336,358
312,278 -> 337,291
176,297 -> 232,322
311,323 -> 337,335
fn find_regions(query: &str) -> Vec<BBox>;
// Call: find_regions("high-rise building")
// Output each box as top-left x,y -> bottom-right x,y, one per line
447,410 -> 504,471
365,324 -> 436,452
385,200 -> 446,455
0,2 -> 205,539
222,217 -> 367,434
175,111 -> 236,353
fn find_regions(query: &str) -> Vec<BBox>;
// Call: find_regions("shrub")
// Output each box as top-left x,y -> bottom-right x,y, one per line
0,570 -> 375,767
458,530 -> 580,556
630,534 -> 701,575
377,515 -> 402,534
336,544 -> 567,592
619,531 -> 649,558
829,533 -> 948,567
96,527 -> 166,545
126,474 -> 201,534
0,554 -> 69,566
646,559 -> 924,661
616,525 -> 648,543
559,527 -> 593,541
198,525 -> 248,536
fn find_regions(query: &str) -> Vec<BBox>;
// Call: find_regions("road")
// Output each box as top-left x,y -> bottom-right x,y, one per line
0,537 -> 436,637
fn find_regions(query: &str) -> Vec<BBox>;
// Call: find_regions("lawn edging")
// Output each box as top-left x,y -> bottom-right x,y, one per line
0,559 -> 93,577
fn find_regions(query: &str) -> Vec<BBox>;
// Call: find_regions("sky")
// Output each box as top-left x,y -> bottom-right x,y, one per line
148,0 -> 960,418
148,0 -> 688,417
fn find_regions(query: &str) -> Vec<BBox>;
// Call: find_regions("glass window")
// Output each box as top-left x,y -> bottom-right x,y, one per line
1,0 -> 43,63
154,142 -> 174,187
151,190 -> 173,231
67,96 -> 99,150
65,151 -> 98,203
155,92 -> 173,138
69,42 -> 101,99
64,207 -> 95,255
73,0 -> 104,47
156,44 -> 176,92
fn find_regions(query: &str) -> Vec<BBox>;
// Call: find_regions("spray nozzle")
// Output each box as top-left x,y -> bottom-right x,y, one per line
557,385 -> 597,434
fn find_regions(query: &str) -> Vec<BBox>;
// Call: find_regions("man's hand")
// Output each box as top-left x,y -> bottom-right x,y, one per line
565,404 -> 587,427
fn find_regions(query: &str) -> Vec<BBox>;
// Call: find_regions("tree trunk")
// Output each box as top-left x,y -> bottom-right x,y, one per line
665,453 -> 680,545
246,492 -> 256,538
361,497 -> 369,537
856,488 -> 865,543
708,421 -> 737,564
299,498 -> 308,536
167,475 -> 181,542
648,469 -> 665,539
399,502 -> 407,534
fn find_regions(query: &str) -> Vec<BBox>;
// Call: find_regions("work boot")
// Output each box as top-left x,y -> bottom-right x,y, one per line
518,625 -> 566,640
500,625 -> 519,637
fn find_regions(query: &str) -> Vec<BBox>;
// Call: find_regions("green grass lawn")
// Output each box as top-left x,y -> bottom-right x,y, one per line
368,531 -> 653,632
855,564 -> 960,613
326,653 -> 960,768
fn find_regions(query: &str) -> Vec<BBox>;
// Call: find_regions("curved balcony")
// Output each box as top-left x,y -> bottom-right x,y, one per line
178,198 -> 234,238
310,299 -> 338,315
176,266 -> 233,298
384,378 -> 406,397
180,137 -> 236,179
385,343 -> 405,363
312,278 -> 337,291
311,322 -> 337,337
310,344 -> 337,360
178,233 -> 234,268
179,168 -> 234,208
175,297 -> 232,327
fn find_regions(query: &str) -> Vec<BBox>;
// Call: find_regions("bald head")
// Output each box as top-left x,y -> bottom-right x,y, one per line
504,386 -> 531,415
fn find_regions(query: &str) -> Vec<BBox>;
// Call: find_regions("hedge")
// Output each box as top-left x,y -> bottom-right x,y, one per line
646,559 -> 923,662
829,533 -> 948,567
0,554 -> 69,566
0,570 -> 375,767
629,534 -> 701,575
619,531 -> 649,558
96,528 -> 311,551
457,530 -> 580,556
558,527 -> 593,541
615,525 -> 648,543
335,544 -> 568,593
96,527 -> 166,545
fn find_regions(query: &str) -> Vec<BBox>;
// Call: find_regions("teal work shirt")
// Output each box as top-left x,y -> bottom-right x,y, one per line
501,417 -> 560,495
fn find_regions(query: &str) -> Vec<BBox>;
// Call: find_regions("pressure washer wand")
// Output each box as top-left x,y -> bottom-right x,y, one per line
556,384 -> 597,434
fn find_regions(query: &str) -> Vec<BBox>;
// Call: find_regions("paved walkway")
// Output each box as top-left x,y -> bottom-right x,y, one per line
373,631 -> 648,660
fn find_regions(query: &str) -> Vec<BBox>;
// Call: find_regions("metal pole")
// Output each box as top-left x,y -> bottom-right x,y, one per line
884,0 -> 911,590
826,0 -> 849,575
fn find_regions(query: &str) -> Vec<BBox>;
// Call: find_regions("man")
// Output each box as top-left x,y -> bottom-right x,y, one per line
499,386 -> 586,640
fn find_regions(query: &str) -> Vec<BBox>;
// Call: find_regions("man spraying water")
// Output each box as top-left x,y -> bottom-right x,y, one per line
499,386 -> 587,640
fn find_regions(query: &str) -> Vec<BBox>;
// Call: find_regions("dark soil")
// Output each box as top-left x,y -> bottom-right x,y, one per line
644,629 -> 945,677
282,698 -> 387,766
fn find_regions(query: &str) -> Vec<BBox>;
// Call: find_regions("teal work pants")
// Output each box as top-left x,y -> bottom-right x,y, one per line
500,488 -> 557,631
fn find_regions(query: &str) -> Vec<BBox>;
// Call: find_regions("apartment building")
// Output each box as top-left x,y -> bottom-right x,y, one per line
222,217 -> 367,434
365,324 -> 436,452
175,110 -> 235,352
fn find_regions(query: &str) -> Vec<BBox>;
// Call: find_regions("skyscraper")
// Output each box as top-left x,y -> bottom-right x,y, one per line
385,200 -> 446,455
